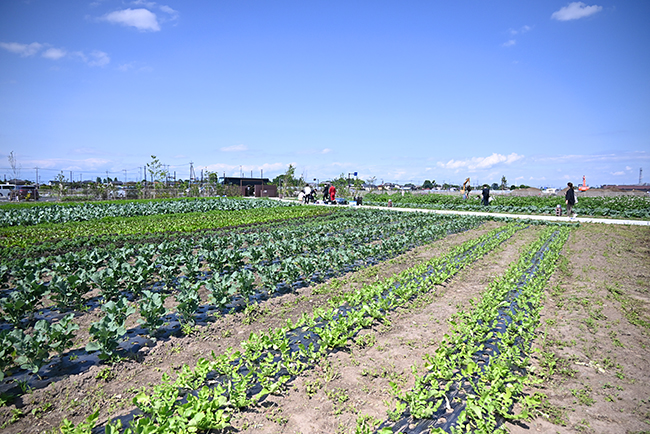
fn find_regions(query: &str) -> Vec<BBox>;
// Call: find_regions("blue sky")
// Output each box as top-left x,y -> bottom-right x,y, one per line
1,1 -> 648,188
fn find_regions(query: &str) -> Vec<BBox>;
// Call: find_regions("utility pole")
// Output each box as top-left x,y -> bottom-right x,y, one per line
189,162 -> 195,184
124,169 -> 127,183
640,168 -> 643,185
35,167 -> 38,186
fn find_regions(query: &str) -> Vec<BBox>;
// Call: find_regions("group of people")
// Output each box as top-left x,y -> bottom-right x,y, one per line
299,184 -> 337,204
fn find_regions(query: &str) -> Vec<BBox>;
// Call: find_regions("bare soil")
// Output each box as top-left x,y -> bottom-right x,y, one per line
1,221 -> 649,434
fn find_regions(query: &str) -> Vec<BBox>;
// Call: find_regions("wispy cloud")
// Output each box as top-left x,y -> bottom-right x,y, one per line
611,171 -> 625,176
220,144 -> 248,152
102,8 -> 160,31
321,148 -> 331,154
437,153 -> 524,171
503,25 -> 531,48
551,2 -> 602,21
87,50 -> 110,67
509,25 -> 532,36
1,41 -> 109,66
159,5 -> 179,21
0,42 -> 42,57
41,47 -> 67,60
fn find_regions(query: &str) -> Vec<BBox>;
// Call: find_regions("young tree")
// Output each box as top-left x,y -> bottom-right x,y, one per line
54,172 -> 67,201
8,151 -> 19,182
500,175 -> 508,190
146,155 -> 168,198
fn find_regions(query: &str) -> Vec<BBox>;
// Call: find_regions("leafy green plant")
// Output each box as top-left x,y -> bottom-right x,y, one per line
137,290 -> 167,334
86,297 -> 135,361
175,280 -> 201,326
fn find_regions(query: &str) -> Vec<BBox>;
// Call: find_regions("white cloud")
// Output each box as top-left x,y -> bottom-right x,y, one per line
611,171 -> 625,176
625,166 -> 632,170
132,0 -> 157,8
509,25 -> 532,35
502,40 -> 516,47
0,41 -> 42,57
42,47 -> 67,60
321,148 -> 331,154
437,153 -> 524,171
103,8 -> 160,31
159,5 -> 179,20
551,2 -> 602,21
88,50 -> 110,67
220,144 -> 248,152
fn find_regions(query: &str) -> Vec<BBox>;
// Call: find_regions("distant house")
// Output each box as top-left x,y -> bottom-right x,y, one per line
219,176 -> 276,197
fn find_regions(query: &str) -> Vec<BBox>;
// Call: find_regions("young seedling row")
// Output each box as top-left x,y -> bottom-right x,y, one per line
378,226 -> 570,434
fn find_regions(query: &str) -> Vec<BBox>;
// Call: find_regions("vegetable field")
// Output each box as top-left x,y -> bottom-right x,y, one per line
364,192 -> 650,220
0,198 -> 648,434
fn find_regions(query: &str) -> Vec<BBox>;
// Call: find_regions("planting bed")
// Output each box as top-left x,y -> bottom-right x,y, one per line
0,199 -> 648,434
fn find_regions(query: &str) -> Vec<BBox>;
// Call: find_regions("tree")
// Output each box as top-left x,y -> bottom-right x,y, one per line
278,164 -> 301,197
500,176 -> 508,190
55,172 -> 67,201
422,180 -> 433,189
491,182 -> 499,191
8,151 -> 19,182
146,155 -> 168,198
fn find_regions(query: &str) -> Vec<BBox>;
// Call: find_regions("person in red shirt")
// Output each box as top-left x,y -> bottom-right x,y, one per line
329,184 -> 336,203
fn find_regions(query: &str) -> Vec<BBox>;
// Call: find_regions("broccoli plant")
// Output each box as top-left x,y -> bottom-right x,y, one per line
175,280 -> 201,326
86,297 -> 135,361
137,290 -> 168,335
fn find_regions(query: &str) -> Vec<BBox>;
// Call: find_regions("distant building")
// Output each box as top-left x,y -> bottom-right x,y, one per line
602,184 -> 650,192
219,176 -> 276,197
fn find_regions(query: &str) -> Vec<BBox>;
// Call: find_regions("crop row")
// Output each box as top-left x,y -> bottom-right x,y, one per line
365,192 -> 650,219
0,206 -> 336,260
58,223 -> 523,433
0,210 -> 487,382
0,205 -> 331,249
0,197 -> 300,228
380,226 -> 570,433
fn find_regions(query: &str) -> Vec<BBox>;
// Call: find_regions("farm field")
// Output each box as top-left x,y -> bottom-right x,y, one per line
0,198 -> 648,434
364,192 -> 650,220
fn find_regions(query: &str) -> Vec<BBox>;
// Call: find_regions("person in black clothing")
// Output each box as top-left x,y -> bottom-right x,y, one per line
565,182 -> 576,217
481,184 -> 490,206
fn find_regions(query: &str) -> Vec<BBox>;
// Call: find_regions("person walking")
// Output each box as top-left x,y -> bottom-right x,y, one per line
322,184 -> 329,202
329,184 -> 337,203
565,182 -> 576,218
481,184 -> 490,206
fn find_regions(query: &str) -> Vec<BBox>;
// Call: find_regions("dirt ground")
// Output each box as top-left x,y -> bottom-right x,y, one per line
1,221 -> 649,434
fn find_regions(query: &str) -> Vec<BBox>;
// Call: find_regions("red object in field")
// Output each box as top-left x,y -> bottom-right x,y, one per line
579,175 -> 590,191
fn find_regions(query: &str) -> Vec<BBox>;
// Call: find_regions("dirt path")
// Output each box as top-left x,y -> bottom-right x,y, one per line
508,224 -> 650,434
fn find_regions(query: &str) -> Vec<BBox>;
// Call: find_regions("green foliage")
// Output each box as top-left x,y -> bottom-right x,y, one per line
175,280 -> 201,326
137,290 -> 168,334
364,192 -> 650,219
86,298 -> 135,361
